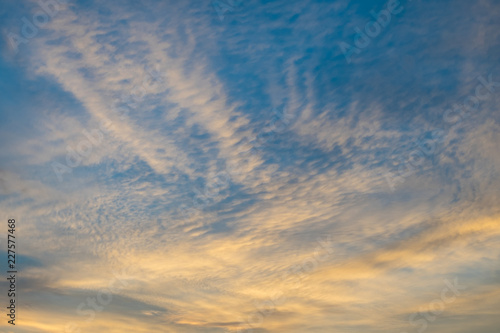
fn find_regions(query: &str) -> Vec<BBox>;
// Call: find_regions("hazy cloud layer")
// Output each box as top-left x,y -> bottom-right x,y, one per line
0,0 -> 499,332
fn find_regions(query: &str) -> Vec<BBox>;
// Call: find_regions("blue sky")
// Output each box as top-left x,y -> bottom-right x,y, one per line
1,0 -> 500,332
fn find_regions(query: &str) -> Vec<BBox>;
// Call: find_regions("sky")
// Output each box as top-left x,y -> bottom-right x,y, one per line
0,0 -> 499,332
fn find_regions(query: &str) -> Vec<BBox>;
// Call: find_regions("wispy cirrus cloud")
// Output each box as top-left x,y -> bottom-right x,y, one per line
0,0 -> 499,332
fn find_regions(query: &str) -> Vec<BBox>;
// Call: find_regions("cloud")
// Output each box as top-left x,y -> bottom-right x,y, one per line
0,0 -> 500,332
